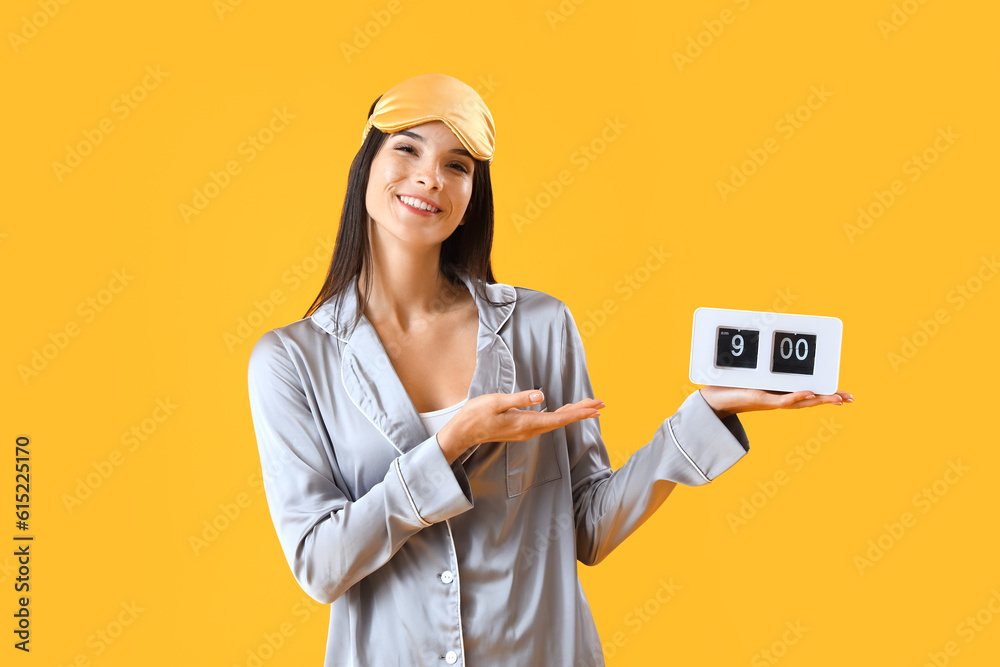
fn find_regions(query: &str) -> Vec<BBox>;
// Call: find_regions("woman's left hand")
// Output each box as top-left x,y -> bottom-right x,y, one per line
698,386 -> 853,419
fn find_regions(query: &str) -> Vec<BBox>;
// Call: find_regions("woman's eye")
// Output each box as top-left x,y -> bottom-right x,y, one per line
394,144 -> 468,174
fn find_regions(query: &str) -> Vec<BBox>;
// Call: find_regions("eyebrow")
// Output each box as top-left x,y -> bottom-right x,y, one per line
394,130 -> 473,159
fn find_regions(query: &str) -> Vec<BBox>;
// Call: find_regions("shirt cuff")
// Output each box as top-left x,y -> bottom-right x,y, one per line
666,390 -> 751,484
722,413 -> 750,452
394,433 -> 475,525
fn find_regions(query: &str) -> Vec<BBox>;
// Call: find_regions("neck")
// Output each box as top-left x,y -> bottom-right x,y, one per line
359,258 -> 468,333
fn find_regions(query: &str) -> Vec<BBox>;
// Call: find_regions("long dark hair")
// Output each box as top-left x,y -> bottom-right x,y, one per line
303,94 -> 515,334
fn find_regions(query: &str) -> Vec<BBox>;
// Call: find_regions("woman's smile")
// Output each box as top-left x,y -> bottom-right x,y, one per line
396,193 -> 442,215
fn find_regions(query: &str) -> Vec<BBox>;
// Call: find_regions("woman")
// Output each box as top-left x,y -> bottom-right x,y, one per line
246,72 -> 852,667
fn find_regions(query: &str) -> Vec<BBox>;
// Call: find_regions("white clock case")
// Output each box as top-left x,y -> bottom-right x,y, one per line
689,307 -> 843,394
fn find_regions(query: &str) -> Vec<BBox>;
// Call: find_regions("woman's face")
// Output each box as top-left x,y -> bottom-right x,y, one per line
365,120 -> 476,251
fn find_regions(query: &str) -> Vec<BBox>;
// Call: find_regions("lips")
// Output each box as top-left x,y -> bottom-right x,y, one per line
396,194 -> 442,213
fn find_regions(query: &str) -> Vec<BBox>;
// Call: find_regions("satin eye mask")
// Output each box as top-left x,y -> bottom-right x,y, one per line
361,72 -> 496,164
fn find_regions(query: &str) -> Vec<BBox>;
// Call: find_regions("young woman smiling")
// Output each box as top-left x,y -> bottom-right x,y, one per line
247,72 -> 852,667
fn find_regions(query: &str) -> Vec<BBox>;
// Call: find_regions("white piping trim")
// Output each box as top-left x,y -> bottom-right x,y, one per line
341,354 -> 404,455
443,519 -> 467,665
394,457 -> 432,527
666,418 -> 711,484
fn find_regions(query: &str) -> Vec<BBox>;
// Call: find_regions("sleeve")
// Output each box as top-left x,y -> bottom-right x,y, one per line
247,330 -> 475,604
554,303 -> 750,567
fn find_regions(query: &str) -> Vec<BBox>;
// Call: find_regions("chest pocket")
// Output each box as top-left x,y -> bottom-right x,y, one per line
505,398 -> 563,497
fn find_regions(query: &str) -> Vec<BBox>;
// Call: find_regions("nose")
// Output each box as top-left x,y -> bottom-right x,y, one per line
414,159 -> 443,191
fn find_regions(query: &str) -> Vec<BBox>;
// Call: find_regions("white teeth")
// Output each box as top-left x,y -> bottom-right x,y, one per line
398,195 -> 440,212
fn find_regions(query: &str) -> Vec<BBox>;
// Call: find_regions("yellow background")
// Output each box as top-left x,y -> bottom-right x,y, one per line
4,0 -> 998,664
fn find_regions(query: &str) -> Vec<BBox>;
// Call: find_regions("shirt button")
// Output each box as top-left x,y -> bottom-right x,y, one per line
440,570 -> 454,584
445,650 -> 458,664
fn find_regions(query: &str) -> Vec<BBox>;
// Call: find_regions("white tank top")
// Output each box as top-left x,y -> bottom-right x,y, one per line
417,397 -> 469,437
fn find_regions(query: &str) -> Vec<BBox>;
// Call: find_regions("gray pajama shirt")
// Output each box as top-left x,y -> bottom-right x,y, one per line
246,271 -> 750,666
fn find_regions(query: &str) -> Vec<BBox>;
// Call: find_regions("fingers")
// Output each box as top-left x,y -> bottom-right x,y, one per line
553,398 -> 604,414
808,391 -> 853,407
537,399 -> 604,429
555,405 -> 603,427
786,393 -> 850,409
501,389 -> 545,411
505,406 -> 601,441
500,391 -> 603,417
779,390 -> 816,407
774,389 -> 855,410
798,395 -> 839,408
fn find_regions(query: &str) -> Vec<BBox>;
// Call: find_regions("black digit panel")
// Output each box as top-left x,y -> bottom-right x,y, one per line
715,327 -> 759,369
771,332 -> 817,375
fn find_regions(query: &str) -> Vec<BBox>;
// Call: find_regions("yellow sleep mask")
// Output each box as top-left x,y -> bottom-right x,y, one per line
361,72 -> 495,164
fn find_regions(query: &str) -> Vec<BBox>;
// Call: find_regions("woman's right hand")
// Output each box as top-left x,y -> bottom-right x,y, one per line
436,390 -> 604,465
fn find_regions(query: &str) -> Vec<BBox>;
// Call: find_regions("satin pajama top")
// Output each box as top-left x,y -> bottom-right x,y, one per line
246,270 -> 750,666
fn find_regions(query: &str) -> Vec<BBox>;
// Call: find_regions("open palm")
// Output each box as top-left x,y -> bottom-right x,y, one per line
699,386 -> 853,419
